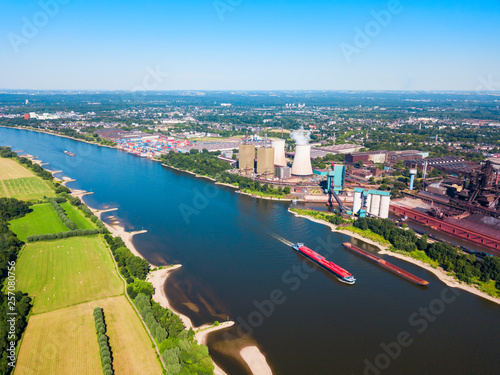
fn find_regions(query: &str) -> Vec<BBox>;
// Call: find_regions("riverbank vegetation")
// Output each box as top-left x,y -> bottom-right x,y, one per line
353,217 -> 500,297
161,151 -> 290,198
290,207 -> 348,226
103,234 -> 215,374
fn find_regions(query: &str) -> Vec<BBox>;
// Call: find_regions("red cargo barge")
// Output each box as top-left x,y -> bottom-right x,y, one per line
292,243 -> 356,284
343,242 -> 429,286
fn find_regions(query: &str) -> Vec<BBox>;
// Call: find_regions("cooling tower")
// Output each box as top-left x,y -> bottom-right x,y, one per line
271,139 -> 287,167
291,145 -> 313,176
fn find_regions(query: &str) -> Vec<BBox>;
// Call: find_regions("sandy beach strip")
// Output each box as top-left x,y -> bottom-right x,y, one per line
240,346 -> 273,375
289,209 -> 500,305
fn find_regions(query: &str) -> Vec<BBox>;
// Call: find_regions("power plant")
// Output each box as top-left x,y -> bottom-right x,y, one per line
291,144 -> 313,176
271,139 -> 287,167
239,143 -> 255,175
257,146 -> 275,177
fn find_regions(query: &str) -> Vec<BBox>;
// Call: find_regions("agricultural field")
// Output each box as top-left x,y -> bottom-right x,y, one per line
14,298 -> 104,375
98,296 -> 163,375
0,157 -> 34,180
15,236 -> 123,314
1,176 -> 55,200
60,202 -> 96,230
15,296 -> 163,375
9,203 -> 70,242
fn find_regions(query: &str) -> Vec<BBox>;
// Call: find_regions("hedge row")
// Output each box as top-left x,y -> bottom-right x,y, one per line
93,307 -> 114,375
26,228 -> 106,242
79,204 -> 107,229
49,198 -> 77,230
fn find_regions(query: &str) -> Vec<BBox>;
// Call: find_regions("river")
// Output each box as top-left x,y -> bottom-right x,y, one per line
1,127 -> 499,375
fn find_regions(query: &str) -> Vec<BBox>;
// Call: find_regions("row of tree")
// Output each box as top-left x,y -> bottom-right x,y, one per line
93,307 -> 114,375
26,228 -> 106,242
135,293 -> 213,375
49,199 -> 77,230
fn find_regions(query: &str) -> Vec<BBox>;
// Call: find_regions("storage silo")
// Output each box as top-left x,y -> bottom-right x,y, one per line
353,189 -> 363,214
291,145 -> 313,176
379,195 -> 390,219
239,144 -> 255,174
257,147 -> 275,177
271,139 -> 287,167
370,194 -> 381,217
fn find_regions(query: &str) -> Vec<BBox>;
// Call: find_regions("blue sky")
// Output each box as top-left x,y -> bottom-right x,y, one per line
1,0 -> 499,90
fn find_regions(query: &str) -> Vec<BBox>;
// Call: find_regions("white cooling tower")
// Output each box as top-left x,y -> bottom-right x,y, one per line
271,139 -> 287,167
291,145 -> 313,176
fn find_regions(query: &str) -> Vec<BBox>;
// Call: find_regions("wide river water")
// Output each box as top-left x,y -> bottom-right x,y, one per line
1,127 -> 499,375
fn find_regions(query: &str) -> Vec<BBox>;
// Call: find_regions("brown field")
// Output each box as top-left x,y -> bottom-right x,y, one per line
0,158 -> 34,180
14,300 -> 102,375
15,296 -> 162,375
100,296 -> 163,375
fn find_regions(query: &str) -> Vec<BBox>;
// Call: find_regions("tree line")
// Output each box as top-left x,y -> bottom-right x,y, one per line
0,198 -> 32,374
93,307 -> 115,375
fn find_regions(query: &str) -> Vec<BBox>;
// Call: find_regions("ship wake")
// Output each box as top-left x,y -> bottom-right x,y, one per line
272,234 -> 294,247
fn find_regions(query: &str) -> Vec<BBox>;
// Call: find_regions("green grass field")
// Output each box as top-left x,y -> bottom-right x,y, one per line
15,236 -> 123,314
0,157 -> 35,180
60,202 -> 96,230
9,203 -> 70,241
1,177 -> 55,200
14,296 -> 163,375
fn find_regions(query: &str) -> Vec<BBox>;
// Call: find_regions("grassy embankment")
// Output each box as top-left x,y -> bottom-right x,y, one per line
1,158 -> 163,375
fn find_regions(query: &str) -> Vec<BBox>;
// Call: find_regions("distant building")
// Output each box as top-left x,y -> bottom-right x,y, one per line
346,151 -> 387,164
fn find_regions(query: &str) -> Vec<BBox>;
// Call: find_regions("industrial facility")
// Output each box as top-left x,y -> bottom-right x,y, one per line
291,144 -> 313,176
353,188 -> 391,219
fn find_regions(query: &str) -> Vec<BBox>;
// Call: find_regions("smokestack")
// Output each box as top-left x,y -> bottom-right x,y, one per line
271,139 -> 287,167
291,145 -> 313,176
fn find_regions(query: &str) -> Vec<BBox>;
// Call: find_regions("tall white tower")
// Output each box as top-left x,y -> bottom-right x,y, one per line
291,145 -> 313,176
271,139 -> 287,167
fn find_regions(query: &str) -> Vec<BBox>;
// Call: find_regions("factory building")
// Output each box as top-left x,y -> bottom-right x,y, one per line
256,147 -> 275,178
346,151 -> 387,164
353,188 -> 390,218
239,144 -> 255,174
275,165 -> 292,179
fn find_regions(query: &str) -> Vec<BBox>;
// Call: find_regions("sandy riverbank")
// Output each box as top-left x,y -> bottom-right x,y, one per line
148,267 -> 274,375
240,346 -> 273,375
289,209 -> 500,306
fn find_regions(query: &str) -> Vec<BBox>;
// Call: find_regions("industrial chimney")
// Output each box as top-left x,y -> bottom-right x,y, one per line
291,145 -> 313,176
271,139 -> 287,167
